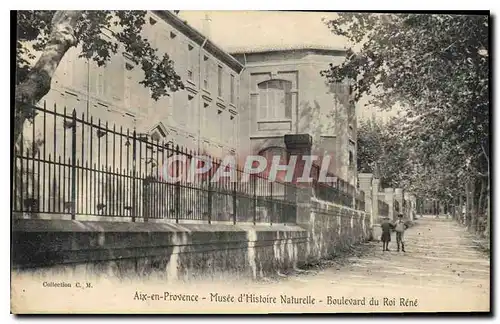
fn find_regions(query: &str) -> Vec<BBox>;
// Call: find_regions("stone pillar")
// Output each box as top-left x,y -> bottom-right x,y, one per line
284,134 -> 313,225
371,178 -> 381,241
394,188 -> 403,216
384,188 -> 395,220
358,173 -> 373,214
372,178 -> 380,223
404,192 -> 417,220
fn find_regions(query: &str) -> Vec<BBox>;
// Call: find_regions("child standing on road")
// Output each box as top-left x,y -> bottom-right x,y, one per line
395,214 -> 408,252
380,217 -> 394,252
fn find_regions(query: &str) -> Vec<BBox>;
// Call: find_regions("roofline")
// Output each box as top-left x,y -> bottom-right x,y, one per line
153,11 -> 244,73
229,47 -> 347,56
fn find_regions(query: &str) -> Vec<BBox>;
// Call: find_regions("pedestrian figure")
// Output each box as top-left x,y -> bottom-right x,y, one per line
380,217 -> 394,251
395,213 -> 408,252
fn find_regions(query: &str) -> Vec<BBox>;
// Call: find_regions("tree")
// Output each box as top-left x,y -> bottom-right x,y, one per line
15,10 -> 185,144
357,116 -> 412,189
323,13 -> 489,235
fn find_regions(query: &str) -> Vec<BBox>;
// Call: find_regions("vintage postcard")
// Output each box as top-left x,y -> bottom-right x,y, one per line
11,10 -> 490,314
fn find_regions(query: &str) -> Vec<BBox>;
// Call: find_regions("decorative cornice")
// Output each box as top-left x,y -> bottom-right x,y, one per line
152,11 -> 244,73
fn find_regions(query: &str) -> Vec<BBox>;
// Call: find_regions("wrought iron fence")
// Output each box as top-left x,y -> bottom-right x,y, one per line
355,190 -> 366,211
310,164 -> 364,209
12,101 -> 297,224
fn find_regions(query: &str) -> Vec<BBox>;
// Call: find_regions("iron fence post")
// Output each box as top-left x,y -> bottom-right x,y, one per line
207,175 -> 212,224
175,145 -> 180,224
232,181 -> 237,225
253,175 -> 256,225
70,109 -> 77,220
270,181 -> 273,226
132,130 -> 137,222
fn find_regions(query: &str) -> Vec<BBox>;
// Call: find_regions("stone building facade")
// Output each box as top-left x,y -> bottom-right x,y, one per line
38,10 -> 243,158
33,11 -> 356,185
232,46 -> 357,186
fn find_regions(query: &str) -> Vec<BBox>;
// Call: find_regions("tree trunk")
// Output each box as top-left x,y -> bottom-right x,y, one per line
477,177 -> 485,234
481,142 -> 490,239
470,180 -> 477,232
486,182 -> 490,237
459,194 -> 464,224
454,199 -> 458,219
465,182 -> 471,227
14,10 -> 82,145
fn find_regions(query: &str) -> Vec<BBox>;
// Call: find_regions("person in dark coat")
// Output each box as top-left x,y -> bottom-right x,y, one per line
380,217 -> 394,251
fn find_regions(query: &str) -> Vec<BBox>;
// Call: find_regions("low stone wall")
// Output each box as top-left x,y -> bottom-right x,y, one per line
12,200 -> 371,281
305,199 -> 371,261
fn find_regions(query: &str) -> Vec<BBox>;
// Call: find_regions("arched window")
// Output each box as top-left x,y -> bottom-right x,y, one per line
258,79 -> 292,120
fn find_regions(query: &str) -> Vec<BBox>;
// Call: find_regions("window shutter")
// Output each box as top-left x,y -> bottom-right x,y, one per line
259,83 -> 267,119
130,83 -> 140,111
108,54 -> 125,104
88,61 -> 98,97
250,94 -> 258,132
97,71 -> 104,97
124,74 -> 132,108
71,51 -> 88,92
285,91 -> 292,119
138,83 -> 150,115
100,70 -> 108,98
64,47 -> 75,88
268,87 -> 276,118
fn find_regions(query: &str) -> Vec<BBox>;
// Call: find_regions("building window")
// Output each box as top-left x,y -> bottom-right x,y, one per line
257,79 -> 292,120
124,72 -> 133,108
202,102 -> 209,133
187,95 -> 194,126
217,65 -> 223,97
203,56 -> 209,90
187,44 -> 194,81
349,151 -> 354,167
217,109 -> 223,139
96,70 -> 107,97
230,75 -> 235,104
150,125 -> 166,142
230,115 -> 236,145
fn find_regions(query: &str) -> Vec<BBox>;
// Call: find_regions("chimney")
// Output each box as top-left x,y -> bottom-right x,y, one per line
202,13 -> 212,39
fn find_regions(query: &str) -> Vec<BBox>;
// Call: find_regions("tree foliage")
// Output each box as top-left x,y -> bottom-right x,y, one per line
357,117 -> 411,190
323,13 -> 489,212
15,10 -> 185,143
17,10 -> 184,97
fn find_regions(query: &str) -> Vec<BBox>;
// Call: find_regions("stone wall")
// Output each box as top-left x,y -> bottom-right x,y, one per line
305,199 -> 371,261
12,200 -> 370,281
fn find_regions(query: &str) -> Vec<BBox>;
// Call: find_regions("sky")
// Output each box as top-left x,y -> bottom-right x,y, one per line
178,11 -> 348,53
178,11 -> 399,122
